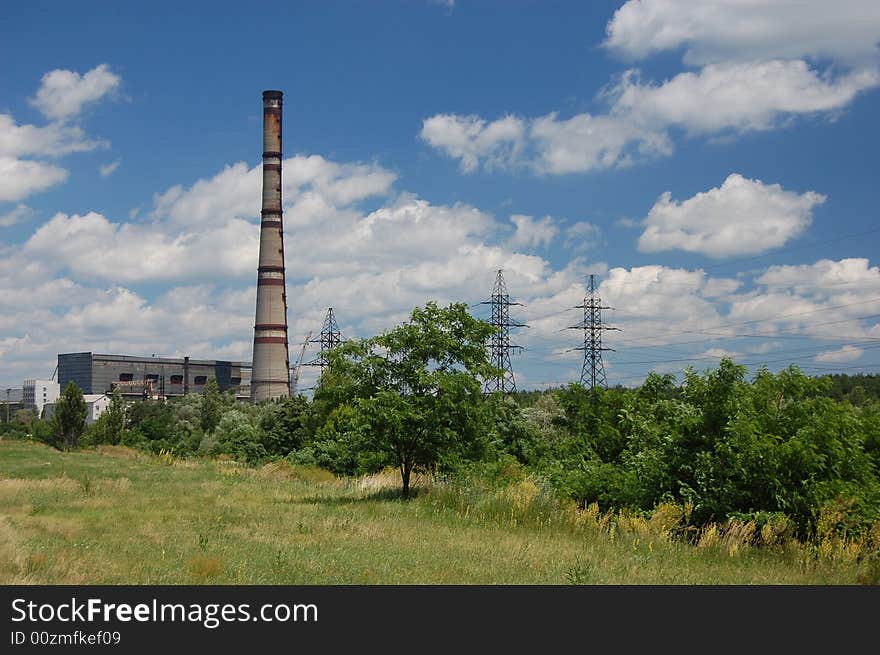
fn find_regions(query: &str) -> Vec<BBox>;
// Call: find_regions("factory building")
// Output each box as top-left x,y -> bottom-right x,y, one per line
2,387 -> 23,420
23,379 -> 60,418
57,353 -> 251,401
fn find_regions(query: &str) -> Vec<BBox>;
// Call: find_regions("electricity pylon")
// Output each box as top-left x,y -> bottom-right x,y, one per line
481,269 -> 527,393
568,274 -> 619,391
306,307 -> 343,372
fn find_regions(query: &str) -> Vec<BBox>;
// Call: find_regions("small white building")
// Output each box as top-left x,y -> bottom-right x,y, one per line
22,379 -> 60,419
43,393 -> 110,425
83,394 -> 110,424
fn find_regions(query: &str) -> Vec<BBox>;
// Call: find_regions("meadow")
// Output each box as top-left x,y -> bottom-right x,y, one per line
0,439 -> 874,584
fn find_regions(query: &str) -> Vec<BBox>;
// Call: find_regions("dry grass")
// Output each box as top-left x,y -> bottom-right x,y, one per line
0,440 -> 875,585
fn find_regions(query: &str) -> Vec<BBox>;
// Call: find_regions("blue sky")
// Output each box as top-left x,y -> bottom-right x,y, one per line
2,0 -> 880,391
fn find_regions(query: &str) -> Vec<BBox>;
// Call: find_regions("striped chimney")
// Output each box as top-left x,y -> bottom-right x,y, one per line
251,89 -> 291,402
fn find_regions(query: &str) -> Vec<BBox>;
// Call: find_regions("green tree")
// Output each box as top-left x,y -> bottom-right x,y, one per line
318,301 -> 497,498
104,387 -> 126,445
259,395 -> 311,457
200,377 -> 221,434
55,382 -> 87,450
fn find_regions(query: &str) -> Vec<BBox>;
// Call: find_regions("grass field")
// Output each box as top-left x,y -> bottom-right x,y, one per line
0,439 -> 873,584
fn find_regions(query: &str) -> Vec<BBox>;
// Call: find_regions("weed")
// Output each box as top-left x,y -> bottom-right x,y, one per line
565,557 -> 592,585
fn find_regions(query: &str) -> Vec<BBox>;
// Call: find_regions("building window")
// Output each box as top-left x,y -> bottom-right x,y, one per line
170,375 -> 183,385
119,373 -> 133,382
230,377 -> 241,385
194,376 -> 207,385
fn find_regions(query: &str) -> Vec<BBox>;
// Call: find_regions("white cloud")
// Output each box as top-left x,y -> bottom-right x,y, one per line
757,258 -> 880,293
0,66 -> 119,203
421,61 -> 878,175
530,111 -> 671,174
564,221 -> 601,252
508,214 -> 558,250
815,345 -> 864,363
99,159 -> 120,177
702,347 -> 740,360
602,265 -> 726,327
0,204 -> 32,228
0,157 -> 69,202
0,114 -> 105,158
22,211 -> 259,283
422,1 -> 880,177
419,114 -> 526,173
613,62 -> 880,135
152,154 -> 396,227
29,64 -> 121,121
604,0 -> 880,65
637,174 -> 825,257
0,146 -> 603,386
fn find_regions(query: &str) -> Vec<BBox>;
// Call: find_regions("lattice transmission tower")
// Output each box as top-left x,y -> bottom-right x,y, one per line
568,274 -> 619,391
481,269 -> 527,393
306,307 -> 343,372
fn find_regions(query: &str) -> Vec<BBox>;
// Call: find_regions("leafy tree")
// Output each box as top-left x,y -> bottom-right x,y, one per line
318,301 -> 497,497
486,394 -> 545,465
125,400 -> 176,452
200,377 -> 222,434
259,395 -> 312,457
104,387 -> 126,445
214,409 -> 266,463
55,382 -> 87,450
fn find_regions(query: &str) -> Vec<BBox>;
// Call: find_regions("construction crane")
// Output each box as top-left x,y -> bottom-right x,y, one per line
290,330 -> 312,396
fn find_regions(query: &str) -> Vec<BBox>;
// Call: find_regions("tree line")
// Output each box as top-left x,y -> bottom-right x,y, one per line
3,301 -> 878,542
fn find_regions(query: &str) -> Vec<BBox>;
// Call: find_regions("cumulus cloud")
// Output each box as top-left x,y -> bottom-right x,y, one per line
637,174 -> 826,257
22,211 -> 259,283
815,345 -> 864,363
152,154 -> 396,227
530,111 -> 671,174
421,2 -> 880,176
508,214 -> 558,249
757,258 -> 880,293
419,114 -> 525,173
0,149 -> 595,387
613,62 -> 880,135
3,139 -> 878,388
0,113 -> 102,201
0,65 -> 119,203
0,114 -> 105,159
0,157 -> 68,202
420,61 -> 878,174
604,0 -> 880,65
29,64 -> 121,121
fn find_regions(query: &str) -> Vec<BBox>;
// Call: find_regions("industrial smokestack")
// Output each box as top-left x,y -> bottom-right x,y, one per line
251,89 -> 291,403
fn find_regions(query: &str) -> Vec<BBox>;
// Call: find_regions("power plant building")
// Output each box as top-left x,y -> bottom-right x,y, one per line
57,352 -> 251,400
22,379 -> 60,418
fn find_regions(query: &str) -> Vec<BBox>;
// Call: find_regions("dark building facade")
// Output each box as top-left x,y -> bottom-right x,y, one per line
57,353 -> 251,400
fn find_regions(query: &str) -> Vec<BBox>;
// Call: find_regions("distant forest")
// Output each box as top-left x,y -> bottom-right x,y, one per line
513,373 -> 880,407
